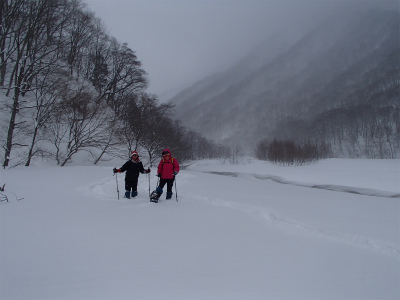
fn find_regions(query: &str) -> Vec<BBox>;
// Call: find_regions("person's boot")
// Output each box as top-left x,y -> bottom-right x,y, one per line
166,192 -> 173,199
124,191 -> 130,199
156,187 -> 163,198
131,191 -> 138,198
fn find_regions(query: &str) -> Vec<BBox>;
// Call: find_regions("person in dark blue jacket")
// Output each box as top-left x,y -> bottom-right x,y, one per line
113,151 -> 150,198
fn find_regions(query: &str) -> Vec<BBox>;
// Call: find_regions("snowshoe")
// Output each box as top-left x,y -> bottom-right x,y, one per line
150,190 -> 160,203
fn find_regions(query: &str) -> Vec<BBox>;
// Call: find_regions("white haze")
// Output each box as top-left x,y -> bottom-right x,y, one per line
84,0 -> 399,101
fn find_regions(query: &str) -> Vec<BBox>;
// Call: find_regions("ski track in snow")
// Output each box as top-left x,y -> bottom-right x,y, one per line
90,174 -> 400,261
188,192 -> 400,261
207,171 -> 400,199
88,177 -> 154,207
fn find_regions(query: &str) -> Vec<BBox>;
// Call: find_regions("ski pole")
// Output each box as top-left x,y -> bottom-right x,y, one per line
115,173 -> 119,200
174,177 -> 178,202
148,171 -> 151,198
155,177 -> 160,195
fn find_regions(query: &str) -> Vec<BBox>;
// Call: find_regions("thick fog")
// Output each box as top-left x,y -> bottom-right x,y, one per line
85,0 -> 398,100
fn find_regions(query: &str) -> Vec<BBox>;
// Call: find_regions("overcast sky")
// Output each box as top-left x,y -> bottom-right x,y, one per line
84,0 -> 398,101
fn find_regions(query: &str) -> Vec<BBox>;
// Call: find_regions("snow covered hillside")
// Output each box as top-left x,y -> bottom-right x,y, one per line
1,158 -> 399,300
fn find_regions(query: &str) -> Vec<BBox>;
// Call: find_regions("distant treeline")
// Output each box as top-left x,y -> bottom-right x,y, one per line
255,139 -> 331,165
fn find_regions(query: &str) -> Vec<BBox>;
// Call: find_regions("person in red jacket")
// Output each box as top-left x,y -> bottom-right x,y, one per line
151,148 -> 179,202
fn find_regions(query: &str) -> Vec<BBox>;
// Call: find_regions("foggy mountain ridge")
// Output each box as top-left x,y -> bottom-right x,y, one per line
169,32 -> 294,107
169,8 -> 399,157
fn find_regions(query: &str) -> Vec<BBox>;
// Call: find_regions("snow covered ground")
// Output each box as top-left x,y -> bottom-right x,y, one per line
1,158 -> 399,300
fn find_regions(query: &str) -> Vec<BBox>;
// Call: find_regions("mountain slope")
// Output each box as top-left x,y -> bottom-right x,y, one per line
170,8 -> 399,153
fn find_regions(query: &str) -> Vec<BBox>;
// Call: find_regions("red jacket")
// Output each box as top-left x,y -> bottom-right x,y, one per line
157,149 -> 179,179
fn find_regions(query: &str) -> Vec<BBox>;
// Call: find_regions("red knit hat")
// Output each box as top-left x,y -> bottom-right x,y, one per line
131,151 -> 139,157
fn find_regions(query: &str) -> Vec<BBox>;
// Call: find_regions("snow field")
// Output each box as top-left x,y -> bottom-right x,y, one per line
1,159 -> 399,299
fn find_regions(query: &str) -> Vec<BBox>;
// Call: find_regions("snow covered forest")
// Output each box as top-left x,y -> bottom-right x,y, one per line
0,0 -> 227,168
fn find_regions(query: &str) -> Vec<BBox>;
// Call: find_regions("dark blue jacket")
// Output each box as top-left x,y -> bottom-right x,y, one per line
119,159 -> 145,181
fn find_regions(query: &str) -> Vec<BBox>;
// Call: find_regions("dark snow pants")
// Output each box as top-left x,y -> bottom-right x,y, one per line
158,178 -> 174,193
125,178 -> 138,192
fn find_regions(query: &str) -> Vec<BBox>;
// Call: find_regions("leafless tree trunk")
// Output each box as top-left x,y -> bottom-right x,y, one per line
1,0 -> 71,167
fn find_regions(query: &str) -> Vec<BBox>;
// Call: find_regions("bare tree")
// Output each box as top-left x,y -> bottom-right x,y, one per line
102,41 -> 147,108
49,85 -> 112,166
24,68 -> 69,166
135,95 -> 174,165
62,0 -> 95,77
1,0 -> 72,167
87,39 -> 148,163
